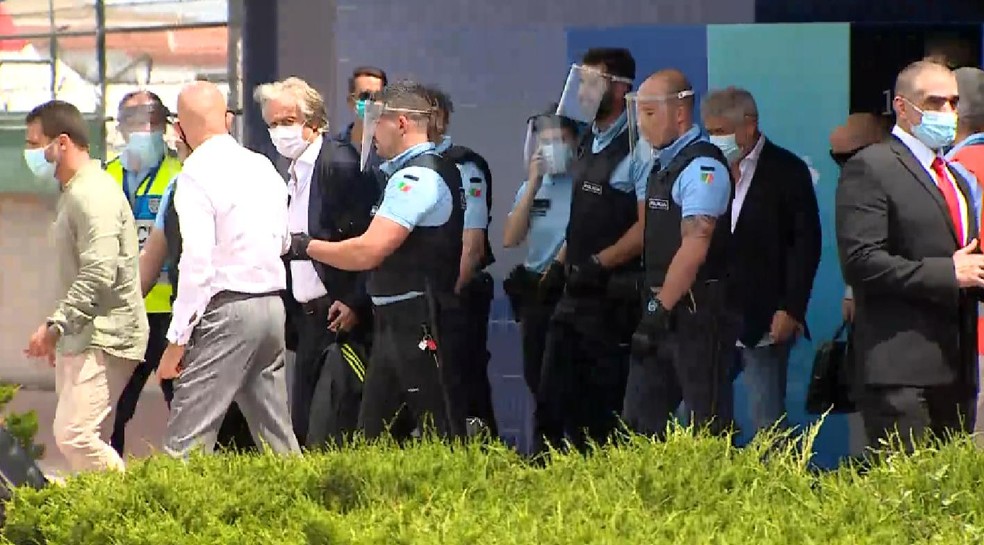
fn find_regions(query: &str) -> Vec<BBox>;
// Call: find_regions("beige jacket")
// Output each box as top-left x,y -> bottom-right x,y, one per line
48,160 -> 148,361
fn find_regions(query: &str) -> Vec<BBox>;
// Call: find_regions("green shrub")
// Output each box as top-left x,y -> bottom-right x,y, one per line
0,384 -> 43,460
4,424 -> 984,544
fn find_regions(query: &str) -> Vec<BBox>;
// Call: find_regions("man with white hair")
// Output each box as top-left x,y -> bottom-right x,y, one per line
702,86 -> 822,438
254,77 -> 379,446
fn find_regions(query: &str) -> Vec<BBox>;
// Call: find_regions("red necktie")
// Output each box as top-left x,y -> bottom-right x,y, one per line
931,157 -> 964,244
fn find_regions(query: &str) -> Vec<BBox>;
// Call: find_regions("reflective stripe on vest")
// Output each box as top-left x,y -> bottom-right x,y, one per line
106,155 -> 182,314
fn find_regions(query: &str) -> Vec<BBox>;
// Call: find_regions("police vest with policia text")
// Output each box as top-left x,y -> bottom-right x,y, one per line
105,155 -> 182,314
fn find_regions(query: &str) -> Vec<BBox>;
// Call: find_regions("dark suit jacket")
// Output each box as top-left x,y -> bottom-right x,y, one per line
836,135 -> 979,390
284,136 -> 381,339
731,138 -> 822,346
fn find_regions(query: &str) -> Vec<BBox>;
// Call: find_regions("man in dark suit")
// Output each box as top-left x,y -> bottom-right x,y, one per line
702,87 -> 822,436
255,77 -> 379,445
837,60 -> 984,452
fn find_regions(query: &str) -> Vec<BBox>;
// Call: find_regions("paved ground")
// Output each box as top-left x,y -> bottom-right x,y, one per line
7,386 -> 169,477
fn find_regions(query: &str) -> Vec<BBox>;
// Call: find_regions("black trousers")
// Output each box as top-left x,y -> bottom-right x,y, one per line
358,295 -> 462,440
449,272 -> 498,436
289,296 -> 336,446
859,383 -> 974,453
621,281 -> 739,438
111,313 -> 173,454
536,293 -> 635,453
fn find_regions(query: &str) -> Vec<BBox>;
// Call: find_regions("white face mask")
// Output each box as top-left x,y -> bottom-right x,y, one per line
268,124 -> 310,159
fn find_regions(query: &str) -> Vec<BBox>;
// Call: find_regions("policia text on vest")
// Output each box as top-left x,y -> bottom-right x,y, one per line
106,155 -> 182,314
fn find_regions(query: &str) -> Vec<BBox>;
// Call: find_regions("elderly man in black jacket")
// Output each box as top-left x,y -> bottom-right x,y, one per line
255,77 -> 379,446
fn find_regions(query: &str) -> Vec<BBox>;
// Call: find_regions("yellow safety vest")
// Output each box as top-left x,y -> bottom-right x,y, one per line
106,155 -> 182,314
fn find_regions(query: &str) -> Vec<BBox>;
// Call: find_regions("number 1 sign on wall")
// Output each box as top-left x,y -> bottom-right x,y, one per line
883,88 -> 893,115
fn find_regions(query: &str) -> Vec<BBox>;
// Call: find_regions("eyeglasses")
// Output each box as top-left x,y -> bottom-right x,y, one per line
353,91 -> 378,101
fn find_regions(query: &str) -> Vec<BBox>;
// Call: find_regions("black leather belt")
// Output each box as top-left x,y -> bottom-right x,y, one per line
300,295 -> 331,315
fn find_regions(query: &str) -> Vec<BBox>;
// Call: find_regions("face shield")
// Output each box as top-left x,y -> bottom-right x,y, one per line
360,101 -> 434,171
555,64 -> 633,124
626,89 -> 695,158
117,102 -> 168,171
523,114 -> 575,176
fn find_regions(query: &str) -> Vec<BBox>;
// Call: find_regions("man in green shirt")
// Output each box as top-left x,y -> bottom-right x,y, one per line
22,100 -> 149,473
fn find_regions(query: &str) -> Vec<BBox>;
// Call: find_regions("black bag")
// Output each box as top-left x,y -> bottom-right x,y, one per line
805,321 -> 857,415
305,340 -> 368,449
0,425 -> 47,526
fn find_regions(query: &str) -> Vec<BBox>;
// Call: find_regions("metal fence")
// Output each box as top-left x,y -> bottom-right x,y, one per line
0,0 -> 239,192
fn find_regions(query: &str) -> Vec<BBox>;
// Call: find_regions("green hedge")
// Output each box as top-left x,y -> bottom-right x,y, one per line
4,426 -> 984,544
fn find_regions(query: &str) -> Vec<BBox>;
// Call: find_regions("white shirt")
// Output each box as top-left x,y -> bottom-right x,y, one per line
288,136 -> 329,304
166,134 -> 290,345
731,134 -> 765,232
891,125 -> 968,245
733,135 -> 773,348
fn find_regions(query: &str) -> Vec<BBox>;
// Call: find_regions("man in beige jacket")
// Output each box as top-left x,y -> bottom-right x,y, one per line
22,100 -> 148,473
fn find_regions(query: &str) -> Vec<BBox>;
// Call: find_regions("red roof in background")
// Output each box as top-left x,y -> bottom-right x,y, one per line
0,4 -> 29,51
2,21 -> 226,68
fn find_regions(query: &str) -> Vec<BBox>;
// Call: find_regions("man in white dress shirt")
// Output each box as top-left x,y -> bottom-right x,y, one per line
157,81 -> 299,456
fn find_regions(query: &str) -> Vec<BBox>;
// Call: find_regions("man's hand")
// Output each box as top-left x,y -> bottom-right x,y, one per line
157,343 -> 185,380
631,292 -> 672,356
769,310 -> 802,344
953,239 -> 984,288
528,150 -> 545,188
24,323 -> 58,367
327,301 -> 358,333
566,255 -> 607,293
284,233 -> 312,261
842,298 -> 855,322
538,260 -> 565,302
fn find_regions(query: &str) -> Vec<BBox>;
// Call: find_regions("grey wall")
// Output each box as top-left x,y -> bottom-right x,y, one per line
275,0 -> 754,277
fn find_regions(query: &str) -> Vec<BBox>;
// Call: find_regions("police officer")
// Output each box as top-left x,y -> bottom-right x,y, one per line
136,120 -> 256,452
337,66 -> 388,189
502,108 -> 578,425
536,48 -> 649,453
424,85 -> 498,437
288,80 -> 465,440
105,90 -> 180,455
621,69 -> 735,438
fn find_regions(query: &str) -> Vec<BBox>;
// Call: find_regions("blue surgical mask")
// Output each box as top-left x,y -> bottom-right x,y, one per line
541,141 -> 573,175
709,133 -> 741,163
121,131 -> 166,171
909,103 -> 957,150
356,100 -> 367,119
23,145 -> 56,186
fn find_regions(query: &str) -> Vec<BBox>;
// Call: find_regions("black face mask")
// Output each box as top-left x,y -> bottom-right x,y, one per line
595,89 -> 615,120
829,148 -> 862,167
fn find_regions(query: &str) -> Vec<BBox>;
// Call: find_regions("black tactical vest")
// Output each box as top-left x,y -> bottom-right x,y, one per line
643,139 -> 733,288
565,129 -> 639,270
162,184 -> 183,306
442,144 -> 495,269
366,152 -> 465,297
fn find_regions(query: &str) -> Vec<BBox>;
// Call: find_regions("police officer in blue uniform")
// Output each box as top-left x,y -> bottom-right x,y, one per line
424,86 -> 498,437
621,69 -> 736,437
503,108 -> 578,426
288,81 -> 465,440
536,48 -> 650,453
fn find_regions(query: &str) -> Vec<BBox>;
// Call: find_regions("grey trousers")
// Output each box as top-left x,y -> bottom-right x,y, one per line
163,292 -> 300,457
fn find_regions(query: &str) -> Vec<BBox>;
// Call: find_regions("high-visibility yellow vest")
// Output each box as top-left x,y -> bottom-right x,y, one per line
106,155 -> 182,314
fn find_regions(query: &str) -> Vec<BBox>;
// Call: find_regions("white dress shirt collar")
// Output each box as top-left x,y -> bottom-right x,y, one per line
892,125 -> 939,170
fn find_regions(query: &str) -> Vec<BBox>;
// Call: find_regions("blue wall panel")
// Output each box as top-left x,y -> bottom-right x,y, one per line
565,25 -> 709,103
707,23 -> 851,468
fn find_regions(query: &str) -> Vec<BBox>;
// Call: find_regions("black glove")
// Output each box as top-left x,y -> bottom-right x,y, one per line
631,294 -> 672,357
565,255 -> 607,295
538,261 -> 565,303
285,232 -> 312,261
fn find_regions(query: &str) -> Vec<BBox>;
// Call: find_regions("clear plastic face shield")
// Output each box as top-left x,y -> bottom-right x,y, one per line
116,102 -> 168,171
626,89 -> 696,158
523,114 -> 575,175
360,101 -> 434,171
555,64 -> 633,124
